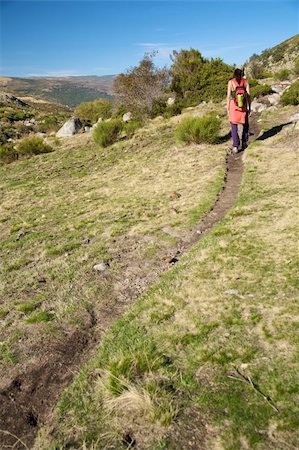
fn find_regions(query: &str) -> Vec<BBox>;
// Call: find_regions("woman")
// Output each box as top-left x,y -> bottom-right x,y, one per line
227,66 -> 251,154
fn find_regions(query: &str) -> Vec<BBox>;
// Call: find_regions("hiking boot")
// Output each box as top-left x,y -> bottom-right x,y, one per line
232,146 -> 239,154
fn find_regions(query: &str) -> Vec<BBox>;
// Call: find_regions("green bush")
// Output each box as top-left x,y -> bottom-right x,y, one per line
0,143 -> 19,164
250,84 -> 273,99
176,114 -> 221,144
280,80 -> 299,106
163,101 -> 184,119
274,69 -> 291,81
123,120 -> 142,138
92,119 -> 123,147
17,136 -> 53,156
75,99 -> 112,125
294,57 -> 299,75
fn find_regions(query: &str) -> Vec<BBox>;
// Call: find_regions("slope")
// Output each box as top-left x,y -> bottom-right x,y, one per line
35,109 -> 299,449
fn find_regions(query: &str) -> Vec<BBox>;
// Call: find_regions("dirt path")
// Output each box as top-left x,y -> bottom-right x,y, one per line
0,115 -> 259,450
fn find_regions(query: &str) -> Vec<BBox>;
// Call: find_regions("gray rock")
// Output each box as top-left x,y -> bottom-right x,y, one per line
122,112 -> 132,122
267,93 -> 280,106
192,111 -> 205,117
290,112 -> 299,122
56,117 -> 82,137
93,262 -> 109,272
167,96 -> 175,106
251,100 -> 267,113
84,126 -> 91,132
224,289 -> 239,295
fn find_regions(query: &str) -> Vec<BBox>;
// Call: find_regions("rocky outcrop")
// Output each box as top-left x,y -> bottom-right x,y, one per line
0,92 -> 30,108
56,117 -> 82,137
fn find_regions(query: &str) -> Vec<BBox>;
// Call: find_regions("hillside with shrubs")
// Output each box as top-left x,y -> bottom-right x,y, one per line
1,35 -> 299,450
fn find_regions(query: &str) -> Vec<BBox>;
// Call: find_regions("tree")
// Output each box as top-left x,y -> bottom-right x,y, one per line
113,53 -> 169,118
170,49 -> 233,106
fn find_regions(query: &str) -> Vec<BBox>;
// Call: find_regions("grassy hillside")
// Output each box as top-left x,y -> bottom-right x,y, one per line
36,109 -> 299,449
247,34 -> 299,77
0,105 -> 228,381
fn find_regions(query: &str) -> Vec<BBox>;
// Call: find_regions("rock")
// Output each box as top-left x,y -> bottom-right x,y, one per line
93,262 -> 109,272
84,126 -> 91,132
122,112 -> 132,122
267,93 -> 280,106
56,117 -> 82,137
97,117 -> 103,123
251,100 -> 267,113
192,111 -> 205,117
290,112 -> 299,122
167,96 -> 175,106
224,289 -> 239,295
271,84 -> 284,94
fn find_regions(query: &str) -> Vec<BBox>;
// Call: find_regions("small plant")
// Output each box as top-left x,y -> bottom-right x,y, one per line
250,84 -> 273,99
176,114 -> 221,144
294,57 -> 299,75
280,80 -> 299,106
274,69 -> 290,81
18,136 -> 53,157
92,119 -> 123,147
26,310 -> 54,324
123,120 -> 142,138
0,143 -> 18,164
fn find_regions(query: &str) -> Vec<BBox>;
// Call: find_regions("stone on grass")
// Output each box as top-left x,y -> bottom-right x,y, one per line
56,118 -> 82,137
93,262 -> 109,272
122,112 -> 132,122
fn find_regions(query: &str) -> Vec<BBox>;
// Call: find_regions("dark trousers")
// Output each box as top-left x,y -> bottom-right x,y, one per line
231,113 -> 249,148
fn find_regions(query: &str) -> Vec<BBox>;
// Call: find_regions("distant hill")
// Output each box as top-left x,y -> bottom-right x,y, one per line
246,34 -> 299,76
0,75 -> 116,108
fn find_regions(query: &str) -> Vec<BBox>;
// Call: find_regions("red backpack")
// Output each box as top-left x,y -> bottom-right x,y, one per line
233,78 -> 247,109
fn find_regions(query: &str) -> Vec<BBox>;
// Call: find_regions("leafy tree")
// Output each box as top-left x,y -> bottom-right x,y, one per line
169,49 -> 233,106
113,53 -> 169,118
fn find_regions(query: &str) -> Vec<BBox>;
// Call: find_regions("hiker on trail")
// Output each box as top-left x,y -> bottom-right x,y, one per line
227,66 -> 251,154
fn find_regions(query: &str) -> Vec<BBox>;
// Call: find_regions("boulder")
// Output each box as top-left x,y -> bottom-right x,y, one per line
167,97 -> 175,106
251,100 -> 268,113
122,112 -> 132,122
56,117 -> 82,137
84,126 -> 91,132
267,93 -> 280,106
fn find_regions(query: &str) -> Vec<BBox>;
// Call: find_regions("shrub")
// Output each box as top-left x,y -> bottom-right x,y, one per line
0,143 -> 18,164
163,101 -> 183,119
250,84 -> 273,99
176,114 -> 221,144
274,69 -> 290,81
123,120 -> 142,138
92,119 -> 123,147
17,136 -> 53,156
280,80 -> 299,106
294,57 -> 299,75
75,99 -> 112,125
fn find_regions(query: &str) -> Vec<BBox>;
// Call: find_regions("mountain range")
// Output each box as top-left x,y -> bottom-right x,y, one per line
0,75 -> 116,108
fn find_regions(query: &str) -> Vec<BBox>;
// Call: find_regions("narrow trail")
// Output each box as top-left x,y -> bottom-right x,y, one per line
0,115 -> 260,450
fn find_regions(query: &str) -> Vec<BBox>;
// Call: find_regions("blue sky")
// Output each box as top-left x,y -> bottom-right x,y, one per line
0,0 -> 298,77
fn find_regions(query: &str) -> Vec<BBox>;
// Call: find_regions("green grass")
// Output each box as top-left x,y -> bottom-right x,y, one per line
0,109 -> 228,380
36,116 -> 299,449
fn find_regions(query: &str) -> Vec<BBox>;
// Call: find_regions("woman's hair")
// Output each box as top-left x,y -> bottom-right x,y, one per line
233,68 -> 243,84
